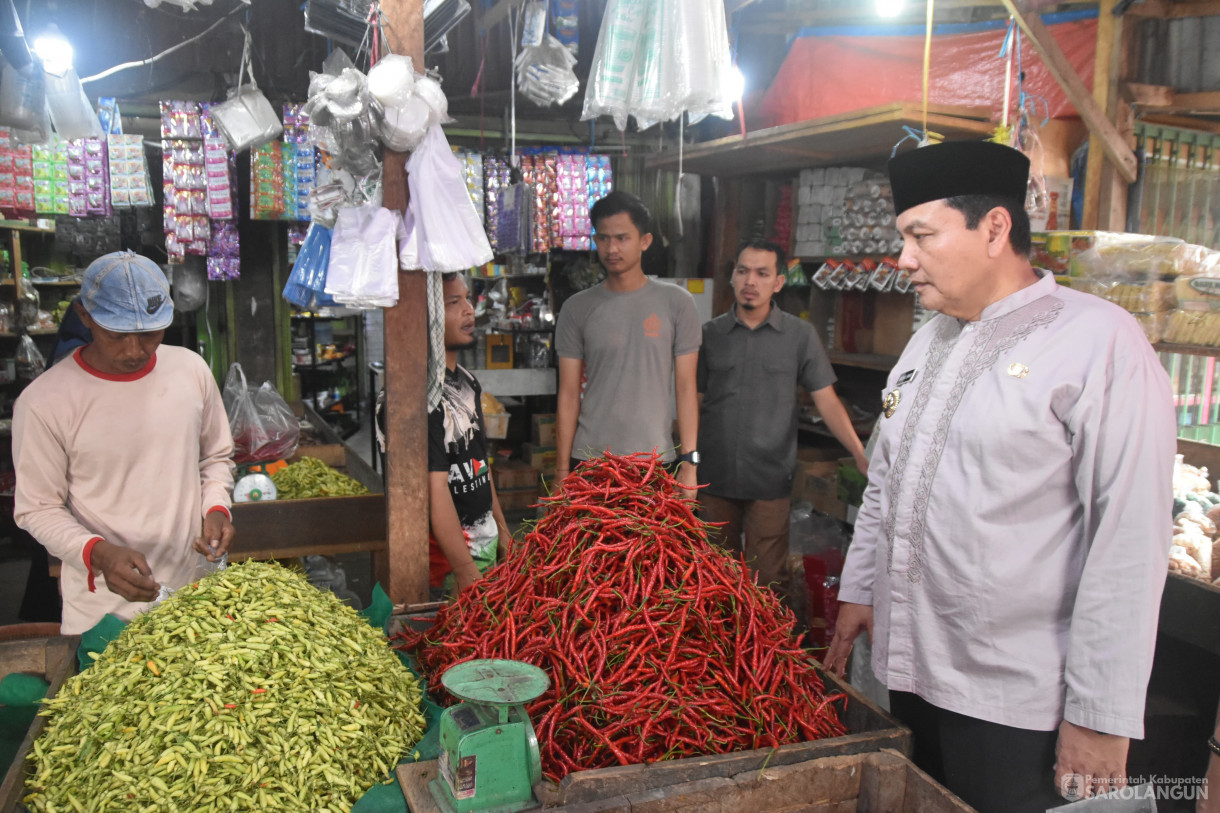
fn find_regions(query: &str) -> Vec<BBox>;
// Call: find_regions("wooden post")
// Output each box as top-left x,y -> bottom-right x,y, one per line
379,0 -> 430,605
1083,0 -> 1130,230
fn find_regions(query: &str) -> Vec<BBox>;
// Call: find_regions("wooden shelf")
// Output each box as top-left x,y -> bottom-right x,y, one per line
826,351 -> 899,371
1154,342 -> 1220,358
0,220 -> 54,234
646,102 -> 994,176
0,329 -> 57,337
27,279 -> 81,287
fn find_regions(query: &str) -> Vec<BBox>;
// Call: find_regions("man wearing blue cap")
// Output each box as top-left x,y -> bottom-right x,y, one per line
825,142 -> 1174,811
12,251 -> 235,634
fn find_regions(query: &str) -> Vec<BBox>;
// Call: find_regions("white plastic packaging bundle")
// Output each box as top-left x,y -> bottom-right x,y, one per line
581,0 -> 735,131
398,125 -> 493,272
367,54 -> 416,109
325,204 -> 400,308
516,34 -> 580,107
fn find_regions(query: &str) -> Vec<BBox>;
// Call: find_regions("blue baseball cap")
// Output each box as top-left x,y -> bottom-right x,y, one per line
79,251 -> 173,333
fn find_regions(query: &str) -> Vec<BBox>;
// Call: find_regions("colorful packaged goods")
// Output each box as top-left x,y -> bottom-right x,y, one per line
106,134 -> 151,209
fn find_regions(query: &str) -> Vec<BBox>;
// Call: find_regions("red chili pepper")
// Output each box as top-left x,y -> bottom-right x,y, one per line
394,451 -> 847,781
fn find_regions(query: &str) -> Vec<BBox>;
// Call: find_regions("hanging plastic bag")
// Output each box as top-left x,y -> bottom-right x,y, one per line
283,224 -> 333,308
398,125 -> 493,272
44,68 -> 102,140
516,34 -> 580,107
222,363 -> 300,464
326,204 -> 399,308
367,54 -> 416,110
15,334 -> 44,381
0,57 -> 48,136
582,0 -> 733,131
212,27 -> 283,152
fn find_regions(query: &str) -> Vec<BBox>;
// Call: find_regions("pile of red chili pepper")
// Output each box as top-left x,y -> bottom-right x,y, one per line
396,452 -> 846,781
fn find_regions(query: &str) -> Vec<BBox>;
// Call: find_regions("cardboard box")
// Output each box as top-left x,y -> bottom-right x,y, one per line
484,413 -> 509,440
497,488 -> 539,513
531,413 -> 556,447
523,443 -> 557,476
492,460 -> 537,492
799,472 -> 847,521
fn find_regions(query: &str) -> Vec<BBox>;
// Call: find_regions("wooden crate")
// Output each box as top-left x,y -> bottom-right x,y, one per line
401,749 -> 965,813
0,636 -> 80,813
532,672 -> 908,807
542,749 -> 972,812
398,671 -> 908,811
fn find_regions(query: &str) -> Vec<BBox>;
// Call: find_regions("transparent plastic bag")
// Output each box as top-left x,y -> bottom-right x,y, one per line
212,28 -> 283,152
581,0 -> 734,131
44,69 -> 102,140
15,334 -> 44,381
222,363 -> 300,464
398,125 -> 493,272
0,57 -> 48,135
213,86 -> 283,152
516,34 -> 580,107
325,204 -> 399,308
366,54 -> 416,109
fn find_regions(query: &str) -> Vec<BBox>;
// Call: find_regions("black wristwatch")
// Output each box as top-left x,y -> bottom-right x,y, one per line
678,450 -> 701,466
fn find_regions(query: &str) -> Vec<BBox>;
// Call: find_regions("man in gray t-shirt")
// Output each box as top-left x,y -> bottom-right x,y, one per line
555,191 -> 702,496
698,240 -> 868,596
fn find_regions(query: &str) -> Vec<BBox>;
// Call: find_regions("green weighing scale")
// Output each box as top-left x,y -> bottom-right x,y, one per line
430,659 -> 549,813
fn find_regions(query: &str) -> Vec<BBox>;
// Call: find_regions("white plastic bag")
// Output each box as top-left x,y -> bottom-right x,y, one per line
44,68 -> 102,140
516,34 -> 580,107
325,204 -> 399,308
398,125 -> 493,272
213,29 -> 283,151
581,0 -> 734,131
367,54 -> 416,109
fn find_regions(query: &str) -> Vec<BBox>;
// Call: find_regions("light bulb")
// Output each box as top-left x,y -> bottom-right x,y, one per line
876,0 -> 905,17
725,67 -> 746,101
33,24 -> 73,77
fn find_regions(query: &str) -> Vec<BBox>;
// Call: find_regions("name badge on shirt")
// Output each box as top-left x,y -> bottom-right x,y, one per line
896,368 -> 918,386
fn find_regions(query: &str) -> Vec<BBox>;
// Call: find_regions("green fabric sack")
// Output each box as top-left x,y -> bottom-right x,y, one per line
77,613 -> 127,672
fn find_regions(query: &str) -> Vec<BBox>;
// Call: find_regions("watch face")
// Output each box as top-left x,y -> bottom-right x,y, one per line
686,451 -> 701,465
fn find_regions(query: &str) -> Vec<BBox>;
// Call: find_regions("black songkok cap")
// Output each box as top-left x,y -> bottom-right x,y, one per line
888,140 -> 1030,216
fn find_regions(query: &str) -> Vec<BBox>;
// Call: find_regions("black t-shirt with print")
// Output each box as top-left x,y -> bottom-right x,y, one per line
427,366 -> 496,584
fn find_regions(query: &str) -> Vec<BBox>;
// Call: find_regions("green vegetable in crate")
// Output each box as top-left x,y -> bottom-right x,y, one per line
271,456 -> 369,500
24,561 -> 425,813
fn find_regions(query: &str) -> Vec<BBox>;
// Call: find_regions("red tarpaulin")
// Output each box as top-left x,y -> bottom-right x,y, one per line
756,11 -> 1098,128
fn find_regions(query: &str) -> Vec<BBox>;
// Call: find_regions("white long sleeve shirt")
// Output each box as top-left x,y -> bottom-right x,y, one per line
13,346 -> 235,634
839,273 -> 1175,738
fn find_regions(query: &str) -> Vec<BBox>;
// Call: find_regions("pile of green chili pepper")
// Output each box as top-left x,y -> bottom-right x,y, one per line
398,451 -> 846,782
271,456 -> 369,500
26,561 -> 425,812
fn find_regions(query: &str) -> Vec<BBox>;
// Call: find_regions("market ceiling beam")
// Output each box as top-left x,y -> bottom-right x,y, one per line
380,0 -> 431,607
1001,0 -> 1139,184
1122,0 -> 1220,17
479,0 -> 528,34
739,0 -> 1088,33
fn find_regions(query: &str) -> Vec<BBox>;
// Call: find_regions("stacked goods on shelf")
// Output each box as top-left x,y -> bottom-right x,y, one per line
1171,456 -> 1220,584
1039,231 -> 1220,345
793,166 -> 902,259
